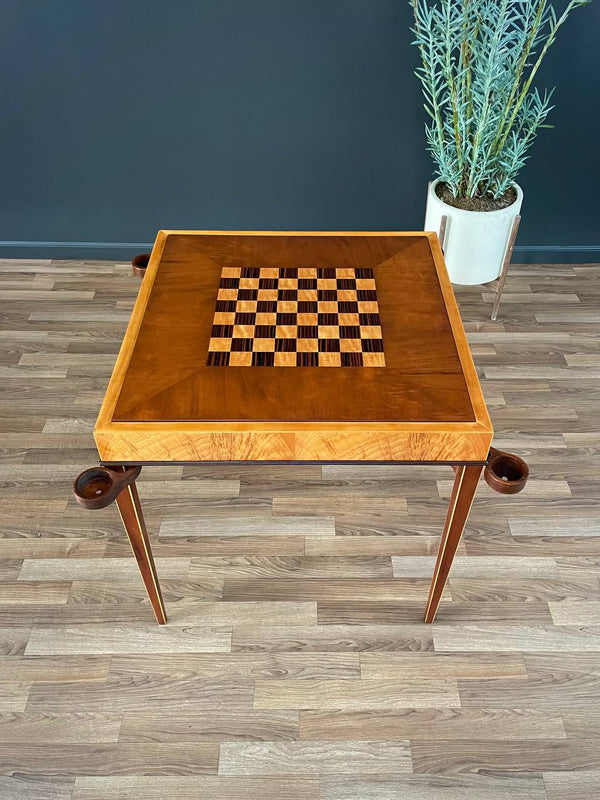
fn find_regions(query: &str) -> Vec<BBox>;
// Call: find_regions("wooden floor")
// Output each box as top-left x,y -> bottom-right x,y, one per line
0,258 -> 599,800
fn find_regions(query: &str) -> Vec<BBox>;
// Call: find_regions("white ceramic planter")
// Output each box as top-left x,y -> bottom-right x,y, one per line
424,179 -> 523,285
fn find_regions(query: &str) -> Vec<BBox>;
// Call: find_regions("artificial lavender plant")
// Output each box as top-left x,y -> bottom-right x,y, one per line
410,0 -> 590,201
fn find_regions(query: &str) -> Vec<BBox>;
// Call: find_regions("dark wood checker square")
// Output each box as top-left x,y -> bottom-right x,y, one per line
206,266 -> 386,367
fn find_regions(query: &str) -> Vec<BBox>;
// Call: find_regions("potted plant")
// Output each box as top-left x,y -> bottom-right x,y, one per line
411,0 -> 590,285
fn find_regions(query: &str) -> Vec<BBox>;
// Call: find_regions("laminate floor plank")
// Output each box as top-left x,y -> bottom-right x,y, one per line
254,678 -> 460,709
449,577 -> 600,602
524,652 -> 600,676
231,624 -> 434,652
0,682 -> 30,711
119,709 -> 299,742
508,519 -> 600,537
0,539 -> 106,558
0,655 -> 110,682
0,626 -> 32,655
0,603 -> 177,625
0,711 -> 121,743
71,776 -> 320,800
0,581 -> 71,604
223,578 -> 448,602
18,557 -> 191,581
67,577 -> 223,604
360,651 -> 527,679
240,479 -> 433,500
412,738 -> 600,773
319,774 -> 547,800
305,535 -> 452,556
190,555 -> 394,579
113,496 -> 273,518
0,777 -> 74,800
218,740 -> 412,775
434,624 -> 600,652
106,536 -> 307,556
158,516 -> 336,537
300,708 -> 565,740
0,742 -> 220,776
464,533 -> 600,558
458,672 -> 600,707
109,652 -> 359,680
272,496 -> 408,520
392,555 -> 560,578
64,600 -> 316,627
26,678 -> 254,712
25,623 -> 232,654
318,600 -> 552,624
561,708 -> 600,738
136,480 -> 241,500
544,771 -> 600,800
549,600 -> 600,625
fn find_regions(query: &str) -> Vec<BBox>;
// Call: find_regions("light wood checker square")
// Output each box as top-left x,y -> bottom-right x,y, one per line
206,266 -> 385,367
96,232 -> 493,462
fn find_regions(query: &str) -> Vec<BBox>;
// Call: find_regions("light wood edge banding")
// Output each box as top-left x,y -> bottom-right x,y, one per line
96,231 -> 168,430
426,233 -> 493,436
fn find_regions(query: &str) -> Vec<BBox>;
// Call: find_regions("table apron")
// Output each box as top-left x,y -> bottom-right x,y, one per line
100,459 -> 488,467
94,428 -> 493,464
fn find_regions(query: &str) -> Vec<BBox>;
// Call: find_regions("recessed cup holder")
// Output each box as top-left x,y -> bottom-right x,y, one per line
73,465 -> 141,509
484,447 -> 529,495
132,253 -> 151,278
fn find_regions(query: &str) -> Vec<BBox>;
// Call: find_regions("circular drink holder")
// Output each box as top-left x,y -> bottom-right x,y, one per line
484,447 -> 529,495
73,466 -> 142,509
131,253 -> 151,278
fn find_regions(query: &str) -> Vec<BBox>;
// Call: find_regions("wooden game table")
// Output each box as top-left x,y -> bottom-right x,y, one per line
74,231 -> 528,624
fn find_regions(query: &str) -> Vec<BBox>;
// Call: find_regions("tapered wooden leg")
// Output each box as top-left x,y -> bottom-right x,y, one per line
424,464 -> 483,623
115,481 -> 167,624
74,465 -> 168,624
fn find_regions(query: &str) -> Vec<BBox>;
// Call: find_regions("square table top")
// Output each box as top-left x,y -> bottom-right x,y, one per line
95,231 -> 492,464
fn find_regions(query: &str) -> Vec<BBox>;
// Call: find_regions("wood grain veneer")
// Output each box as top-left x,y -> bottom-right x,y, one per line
94,231 -> 493,464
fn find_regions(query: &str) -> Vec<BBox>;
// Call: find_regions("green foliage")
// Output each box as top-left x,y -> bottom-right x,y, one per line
410,0 -> 590,199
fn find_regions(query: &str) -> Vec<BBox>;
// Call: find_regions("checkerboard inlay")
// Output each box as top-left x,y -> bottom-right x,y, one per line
206,266 -> 386,367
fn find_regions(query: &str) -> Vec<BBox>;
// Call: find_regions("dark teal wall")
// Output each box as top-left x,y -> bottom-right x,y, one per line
1,0 -> 599,260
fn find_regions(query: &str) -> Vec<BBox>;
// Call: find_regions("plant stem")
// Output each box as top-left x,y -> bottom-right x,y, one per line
466,0 -> 511,196
494,0 -> 582,158
458,0 -> 474,195
443,0 -> 463,173
411,0 -> 446,159
489,0 -> 546,160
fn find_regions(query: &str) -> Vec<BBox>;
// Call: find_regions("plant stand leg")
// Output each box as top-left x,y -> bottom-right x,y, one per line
74,465 -> 167,624
438,214 -> 448,253
424,464 -> 483,623
491,215 -> 521,321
